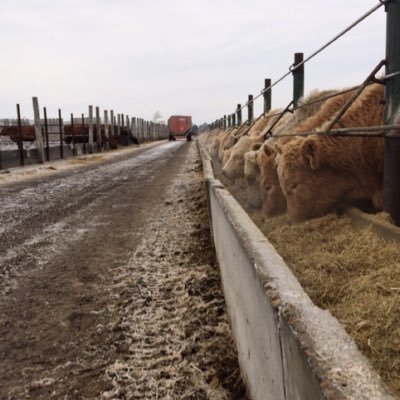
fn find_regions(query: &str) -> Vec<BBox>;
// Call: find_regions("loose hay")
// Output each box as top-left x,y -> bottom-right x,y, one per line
255,213 -> 400,397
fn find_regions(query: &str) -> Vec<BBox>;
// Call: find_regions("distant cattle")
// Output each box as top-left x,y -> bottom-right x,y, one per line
221,112 -> 280,181
0,125 -> 36,142
64,125 -> 139,149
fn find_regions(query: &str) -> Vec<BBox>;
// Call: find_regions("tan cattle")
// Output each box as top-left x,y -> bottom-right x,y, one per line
276,83 -> 385,222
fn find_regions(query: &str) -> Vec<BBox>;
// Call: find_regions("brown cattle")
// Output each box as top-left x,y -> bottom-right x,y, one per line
222,111 -> 282,181
64,125 -> 119,149
243,144 -> 263,209
243,89 -> 337,216
276,84 -> 385,222
259,140 -> 289,217
258,85 -> 382,220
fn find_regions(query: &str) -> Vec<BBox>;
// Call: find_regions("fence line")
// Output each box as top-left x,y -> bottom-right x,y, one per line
214,1 -> 389,127
211,0 -> 400,225
0,100 -> 170,170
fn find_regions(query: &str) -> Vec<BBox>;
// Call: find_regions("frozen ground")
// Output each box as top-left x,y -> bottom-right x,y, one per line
0,141 -> 247,399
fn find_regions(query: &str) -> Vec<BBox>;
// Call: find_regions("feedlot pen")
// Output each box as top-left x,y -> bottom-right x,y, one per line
211,156 -> 400,398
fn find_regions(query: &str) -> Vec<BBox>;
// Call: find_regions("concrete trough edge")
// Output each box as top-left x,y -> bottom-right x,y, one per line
196,138 -> 394,400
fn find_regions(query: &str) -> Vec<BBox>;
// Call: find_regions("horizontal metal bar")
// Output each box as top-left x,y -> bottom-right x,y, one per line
267,124 -> 400,139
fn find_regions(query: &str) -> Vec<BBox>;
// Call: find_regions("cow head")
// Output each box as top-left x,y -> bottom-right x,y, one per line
277,136 -> 356,222
260,143 -> 287,218
244,144 -> 263,209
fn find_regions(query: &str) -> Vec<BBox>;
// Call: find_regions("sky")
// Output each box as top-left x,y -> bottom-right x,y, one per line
0,0 -> 387,125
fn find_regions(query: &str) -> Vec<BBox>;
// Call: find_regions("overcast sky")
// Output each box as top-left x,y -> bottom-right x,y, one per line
0,0 -> 386,125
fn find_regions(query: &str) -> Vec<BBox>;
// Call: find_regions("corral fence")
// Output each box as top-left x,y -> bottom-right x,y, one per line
209,0 -> 400,226
0,98 -> 169,170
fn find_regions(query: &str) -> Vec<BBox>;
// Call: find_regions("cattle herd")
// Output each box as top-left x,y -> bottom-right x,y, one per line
205,83 -> 387,222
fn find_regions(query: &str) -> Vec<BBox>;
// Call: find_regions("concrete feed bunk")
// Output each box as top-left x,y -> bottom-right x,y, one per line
198,137 -> 395,400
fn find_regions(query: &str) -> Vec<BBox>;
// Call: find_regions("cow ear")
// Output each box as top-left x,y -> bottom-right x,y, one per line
263,143 -> 275,157
302,137 -> 319,169
252,143 -> 262,151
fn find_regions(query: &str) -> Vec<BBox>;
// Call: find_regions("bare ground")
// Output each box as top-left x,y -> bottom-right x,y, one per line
0,142 -> 247,399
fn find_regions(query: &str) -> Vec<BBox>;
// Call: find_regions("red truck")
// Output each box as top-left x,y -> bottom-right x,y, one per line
168,115 -> 193,141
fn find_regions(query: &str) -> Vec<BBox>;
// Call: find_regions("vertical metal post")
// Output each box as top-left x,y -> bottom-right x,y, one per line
228,114 -> 231,128
264,78 -> 272,114
16,104 -> 25,166
384,0 -> 400,225
223,115 -> 227,130
70,113 -> 76,155
32,97 -> 44,164
292,52 -> 304,109
232,113 -> 236,127
88,105 -> 94,154
237,104 -> 242,126
58,109 -> 64,159
247,95 -> 254,124
43,107 -> 50,161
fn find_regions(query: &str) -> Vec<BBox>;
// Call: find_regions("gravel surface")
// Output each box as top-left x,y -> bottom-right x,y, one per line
0,141 -> 247,399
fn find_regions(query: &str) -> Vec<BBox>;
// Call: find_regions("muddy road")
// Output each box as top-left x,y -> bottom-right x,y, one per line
0,142 -> 247,399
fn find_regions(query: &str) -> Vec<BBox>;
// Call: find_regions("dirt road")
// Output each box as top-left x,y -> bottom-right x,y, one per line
0,141 -> 247,399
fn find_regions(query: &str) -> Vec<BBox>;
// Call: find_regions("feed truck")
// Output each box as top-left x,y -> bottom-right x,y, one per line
168,115 -> 193,141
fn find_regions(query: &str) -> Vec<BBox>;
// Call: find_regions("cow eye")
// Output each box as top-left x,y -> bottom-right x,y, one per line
289,183 -> 297,192
264,185 -> 272,191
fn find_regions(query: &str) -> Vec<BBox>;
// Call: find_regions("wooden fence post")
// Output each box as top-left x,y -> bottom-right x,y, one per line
132,117 -> 136,141
247,95 -> 254,124
104,110 -> 109,150
117,114 -> 121,138
16,104 -> 25,166
126,115 -> 130,142
110,110 -> 115,140
32,97 -> 44,163
58,109 -> 64,159
81,113 -> 86,154
384,0 -> 400,225
88,105 -> 94,154
96,107 -> 101,151
232,113 -> 236,127
264,78 -> 272,114
292,52 -> 304,108
43,107 -> 50,161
